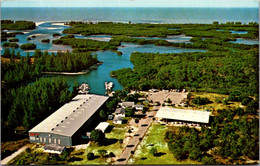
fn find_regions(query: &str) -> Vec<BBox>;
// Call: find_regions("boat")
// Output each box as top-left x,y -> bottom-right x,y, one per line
78,83 -> 90,94
105,81 -> 114,90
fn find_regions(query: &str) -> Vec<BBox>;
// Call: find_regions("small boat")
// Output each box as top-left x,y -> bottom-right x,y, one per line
105,82 -> 113,90
78,83 -> 90,94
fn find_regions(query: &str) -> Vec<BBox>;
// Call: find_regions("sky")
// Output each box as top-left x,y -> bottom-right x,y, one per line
1,0 -> 259,8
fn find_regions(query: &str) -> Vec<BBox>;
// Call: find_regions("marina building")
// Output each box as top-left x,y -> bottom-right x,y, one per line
155,107 -> 210,126
29,94 -> 109,146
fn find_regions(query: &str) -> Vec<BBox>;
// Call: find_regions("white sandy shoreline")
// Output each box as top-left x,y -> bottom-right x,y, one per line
35,21 -> 69,27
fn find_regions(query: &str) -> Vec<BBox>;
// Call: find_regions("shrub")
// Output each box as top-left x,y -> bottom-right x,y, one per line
149,147 -> 157,156
59,151 -> 69,161
53,33 -> 61,37
125,107 -> 134,117
2,42 -> 19,48
87,152 -> 95,160
192,97 -> 211,105
8,38 -> 19,42
20,43 -> 36,50
90,129 -> 105,144
41,39 -> 50,43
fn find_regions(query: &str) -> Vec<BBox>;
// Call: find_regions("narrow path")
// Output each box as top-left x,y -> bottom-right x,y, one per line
115,107 -> 159,165
1,145 -> 29,165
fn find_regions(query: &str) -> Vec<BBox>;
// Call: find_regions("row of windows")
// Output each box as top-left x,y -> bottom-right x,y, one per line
31,136 -> 61,144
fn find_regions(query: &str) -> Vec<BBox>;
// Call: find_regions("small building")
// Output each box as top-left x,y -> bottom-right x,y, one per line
113,108 -> 125,124
113,116 -> 124,124
29,94 -> 109,146
134,104 -> 143,111
114,108 -> 125,117
121,101 -> 135,108
155,107 -> 210,124
95,122 -> 110,133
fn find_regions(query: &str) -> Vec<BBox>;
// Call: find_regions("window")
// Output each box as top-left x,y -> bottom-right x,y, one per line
44,138 -> 46,142
40,137 -> 42,142
49,138 -> 51,143
58,139 -> 61,144
54,138 -> 56,144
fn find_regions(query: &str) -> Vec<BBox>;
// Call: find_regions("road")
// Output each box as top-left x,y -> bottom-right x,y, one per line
115,107 -> 159,165
1,145 -> 29,165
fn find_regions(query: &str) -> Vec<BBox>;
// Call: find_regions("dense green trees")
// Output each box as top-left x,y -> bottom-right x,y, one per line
33,50 -> 98,72
192,97 -> 211,105
165,106 -> 259,164
52,37 -> 118,53
41,39 -> 50,43
20,43 -> 37,50
8,38 -> 19,42
1,49 -> 99,140
1,20 -> 36,30
2,42 -> 19,48
59,21 -> 258,52
1,49 -> 98,91
90,130 -> 105,145
4,77 -> 73,131
111,49 -> 258,96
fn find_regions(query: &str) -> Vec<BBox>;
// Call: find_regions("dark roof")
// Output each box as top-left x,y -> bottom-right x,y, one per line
115,108 -> 125,114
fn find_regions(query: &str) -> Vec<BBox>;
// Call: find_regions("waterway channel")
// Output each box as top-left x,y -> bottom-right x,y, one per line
4,22 -> 257,95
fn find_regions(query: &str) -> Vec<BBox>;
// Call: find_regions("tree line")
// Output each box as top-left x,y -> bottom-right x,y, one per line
1,20 -> 36,30
165,105 -> 259,164
2,78 -> 77,141
111,50 -> 258,97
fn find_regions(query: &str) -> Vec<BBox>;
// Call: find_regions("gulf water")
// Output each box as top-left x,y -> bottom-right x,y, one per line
1,7 -> 259,24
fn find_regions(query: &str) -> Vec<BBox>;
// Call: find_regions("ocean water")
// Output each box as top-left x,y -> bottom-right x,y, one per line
1,7 -> 259,24
1,7 -> 258,94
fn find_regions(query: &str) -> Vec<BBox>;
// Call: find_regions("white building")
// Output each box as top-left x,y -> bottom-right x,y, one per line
95,122 -> 110,133
155,107 -> 210,124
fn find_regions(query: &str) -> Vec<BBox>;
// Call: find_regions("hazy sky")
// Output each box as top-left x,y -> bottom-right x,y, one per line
2,0 -> 259,8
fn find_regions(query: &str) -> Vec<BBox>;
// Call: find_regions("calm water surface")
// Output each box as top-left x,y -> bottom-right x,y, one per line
2,7 -> 259,24
55,43 -> 206,95
1,7 -> 259,94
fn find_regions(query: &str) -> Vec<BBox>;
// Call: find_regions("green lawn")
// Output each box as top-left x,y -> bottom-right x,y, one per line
68,126 -> 127,165
130,123 -> 201,165
191,92 -> 242,115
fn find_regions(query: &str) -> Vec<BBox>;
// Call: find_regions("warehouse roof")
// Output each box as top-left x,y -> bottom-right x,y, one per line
155,107 -> 210,123
29,94 -> 109,136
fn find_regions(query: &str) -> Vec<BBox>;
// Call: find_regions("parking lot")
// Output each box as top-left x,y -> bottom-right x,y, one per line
147,91 -> 188,105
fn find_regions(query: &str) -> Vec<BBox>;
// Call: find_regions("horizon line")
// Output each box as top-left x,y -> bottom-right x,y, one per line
2,6 -> 259,8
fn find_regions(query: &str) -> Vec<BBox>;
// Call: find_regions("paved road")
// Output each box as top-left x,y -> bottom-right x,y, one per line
115,107 -> 159,165
1,145 -> 29,165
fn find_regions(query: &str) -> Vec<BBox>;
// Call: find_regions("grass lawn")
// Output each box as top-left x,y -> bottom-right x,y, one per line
190,92 -> 242,115
129,123 -> 201,165
1,138 -> 30,159
68,125 -> 127,165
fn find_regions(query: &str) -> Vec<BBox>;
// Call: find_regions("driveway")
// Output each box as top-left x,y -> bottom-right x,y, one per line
1,145 -> 29,165
115,107 -> 158,165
